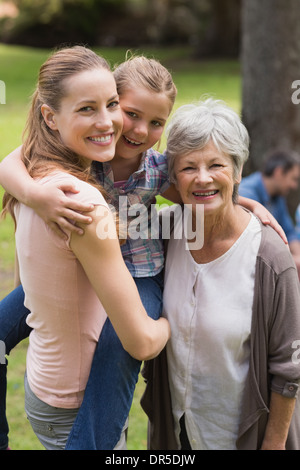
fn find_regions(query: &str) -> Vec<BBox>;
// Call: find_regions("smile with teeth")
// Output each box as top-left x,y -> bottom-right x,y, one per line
88,135 -> 112,143
193,190 -> 218,197
124,136 -> 142,146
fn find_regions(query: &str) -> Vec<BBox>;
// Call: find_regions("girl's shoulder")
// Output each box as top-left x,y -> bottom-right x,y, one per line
145,148 -> 167,170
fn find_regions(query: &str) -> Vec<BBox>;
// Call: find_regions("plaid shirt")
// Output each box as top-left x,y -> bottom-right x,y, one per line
92,148 -> 170,277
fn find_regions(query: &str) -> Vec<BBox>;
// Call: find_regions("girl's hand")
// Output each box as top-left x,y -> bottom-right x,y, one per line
252,203 -> 288,245
238,196 -> 288,244
30,183 -> 94,239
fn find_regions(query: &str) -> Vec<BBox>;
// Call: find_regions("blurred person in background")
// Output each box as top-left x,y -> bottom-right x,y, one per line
239,149 -> 300,277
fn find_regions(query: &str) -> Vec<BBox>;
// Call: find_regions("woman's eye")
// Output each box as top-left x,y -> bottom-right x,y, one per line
152,120 -> 162,127
79,106 -> 93,112
182,167 -> 194,171
108,100 -> 120,109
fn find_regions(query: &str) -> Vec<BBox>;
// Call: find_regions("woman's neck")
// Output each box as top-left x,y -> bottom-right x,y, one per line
190,204 -> 251,264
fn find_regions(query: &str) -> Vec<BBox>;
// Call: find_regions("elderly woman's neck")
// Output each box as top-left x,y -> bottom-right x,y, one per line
190,205 -> 250,264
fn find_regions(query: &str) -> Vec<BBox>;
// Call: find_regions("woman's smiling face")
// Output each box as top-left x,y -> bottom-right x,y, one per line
42,68 -> 123,166
174,140 -> 241,216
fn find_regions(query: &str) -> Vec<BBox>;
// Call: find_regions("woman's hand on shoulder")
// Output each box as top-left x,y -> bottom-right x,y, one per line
251,203 -> 288,244
238,196 -> 288,244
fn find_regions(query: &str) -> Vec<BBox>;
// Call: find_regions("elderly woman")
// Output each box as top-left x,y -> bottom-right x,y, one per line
142,98 -> 300,450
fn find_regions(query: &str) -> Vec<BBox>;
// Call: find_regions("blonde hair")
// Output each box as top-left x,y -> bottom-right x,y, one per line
2,46 -> 111,222
113,53 -> 177,111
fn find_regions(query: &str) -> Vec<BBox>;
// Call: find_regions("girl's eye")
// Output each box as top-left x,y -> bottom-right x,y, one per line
126,111 -> 138,118
151,120 -> 162,127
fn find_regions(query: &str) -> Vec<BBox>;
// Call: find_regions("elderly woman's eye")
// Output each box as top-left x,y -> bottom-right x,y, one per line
182,166 -> 194,171
211,163 -> 223,168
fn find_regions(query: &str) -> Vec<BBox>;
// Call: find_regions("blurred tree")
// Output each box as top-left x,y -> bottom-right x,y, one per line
241,0 -> 300,213
144,0 -> 240,56
144,0 -> 201,46
12,0 -> 62,23
1,0 -> 241,53
1,0 -> 128,46
196,0 -> 241,57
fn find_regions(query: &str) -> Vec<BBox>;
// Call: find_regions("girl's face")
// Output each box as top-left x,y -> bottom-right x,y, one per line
115,87 -> 172,161
42,68 -> 123,166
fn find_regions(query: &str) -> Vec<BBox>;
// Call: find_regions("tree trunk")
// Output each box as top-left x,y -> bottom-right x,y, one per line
241,0 -> 300,214
198,0 -> 241,57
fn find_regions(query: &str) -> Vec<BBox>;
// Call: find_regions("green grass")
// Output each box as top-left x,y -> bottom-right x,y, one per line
6,339 -> 148,450
0,43 -> 241,450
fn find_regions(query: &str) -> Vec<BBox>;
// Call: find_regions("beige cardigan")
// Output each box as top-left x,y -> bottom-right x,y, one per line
141,223 -> 300,450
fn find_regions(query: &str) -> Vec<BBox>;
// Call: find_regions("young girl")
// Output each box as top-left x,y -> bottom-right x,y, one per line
0,47 -> 170,450
0,55 -> 286,450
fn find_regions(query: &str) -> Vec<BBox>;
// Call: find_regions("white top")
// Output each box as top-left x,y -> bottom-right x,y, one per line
163,213 -> 262,449
15,172 -> 108,409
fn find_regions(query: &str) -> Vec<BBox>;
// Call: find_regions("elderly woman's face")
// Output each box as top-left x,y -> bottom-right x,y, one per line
174,141 -> 240,215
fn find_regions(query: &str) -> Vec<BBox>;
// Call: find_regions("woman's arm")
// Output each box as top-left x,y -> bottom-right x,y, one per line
14,250 -> 21,288
262,244 -> 300,450
238,195 -> 288,244
70,206 -> 171,361
261,392 -> 296,450
0,146 -> 94,237
0,146 -> 35,204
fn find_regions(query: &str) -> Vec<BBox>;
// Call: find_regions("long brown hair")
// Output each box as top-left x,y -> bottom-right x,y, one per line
2,45 -> 111,222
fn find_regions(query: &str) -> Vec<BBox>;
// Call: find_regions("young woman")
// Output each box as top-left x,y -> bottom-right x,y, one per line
0,45 -> 170,450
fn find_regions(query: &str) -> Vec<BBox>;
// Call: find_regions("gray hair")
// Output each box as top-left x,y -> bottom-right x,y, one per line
166,98 -> 250,196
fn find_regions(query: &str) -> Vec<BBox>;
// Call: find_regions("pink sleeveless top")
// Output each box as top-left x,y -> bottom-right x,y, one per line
15,172 -> 108,408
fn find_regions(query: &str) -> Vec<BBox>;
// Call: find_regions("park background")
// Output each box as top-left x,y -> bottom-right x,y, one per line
0,0 -> 300,450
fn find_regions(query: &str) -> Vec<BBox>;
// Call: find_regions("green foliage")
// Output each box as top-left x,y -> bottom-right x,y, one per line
4,0 -> 130,45
2,0 -> 241,54
13,0 -> 62,24
12,0 -> 126,24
